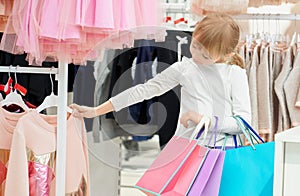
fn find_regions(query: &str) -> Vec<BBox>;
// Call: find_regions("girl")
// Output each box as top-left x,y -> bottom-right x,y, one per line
71,13 -> 251,144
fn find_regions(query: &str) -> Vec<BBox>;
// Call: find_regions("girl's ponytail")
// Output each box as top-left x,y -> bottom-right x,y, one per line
227,53 -> 245,69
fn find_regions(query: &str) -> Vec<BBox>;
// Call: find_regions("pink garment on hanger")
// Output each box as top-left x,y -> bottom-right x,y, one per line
28,162 -> 55,196
0,0 -> 13,16
4,110 -> 89,196
39,0 -> 82,40
0,107 -> 27,195
81,0 -> 114,29
0,0 -> 165,65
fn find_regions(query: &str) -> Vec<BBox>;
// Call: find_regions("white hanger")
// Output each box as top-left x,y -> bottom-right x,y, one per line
290,15 -> 297,47
36,70 -> 72,113
0,66 -> 29,111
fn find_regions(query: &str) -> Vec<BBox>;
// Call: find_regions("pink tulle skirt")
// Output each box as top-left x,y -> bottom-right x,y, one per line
0,0 -> 165,65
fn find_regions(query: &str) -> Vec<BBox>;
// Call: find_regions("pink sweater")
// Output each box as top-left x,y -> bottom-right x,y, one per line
0,108 -> 26,195
4,110 -> 89,196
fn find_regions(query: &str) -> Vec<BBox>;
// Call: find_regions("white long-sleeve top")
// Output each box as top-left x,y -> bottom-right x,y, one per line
110,57 -> 251,141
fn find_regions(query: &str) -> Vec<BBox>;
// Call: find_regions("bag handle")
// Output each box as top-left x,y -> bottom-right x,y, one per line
177,115 -> 210,144
207,116 -> 219,147
233,116 -> 256,150
235,116 -> 265,143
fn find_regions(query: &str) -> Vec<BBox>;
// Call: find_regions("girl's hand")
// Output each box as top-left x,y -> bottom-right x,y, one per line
69,104 -> 97,118
180,111 -> 203,128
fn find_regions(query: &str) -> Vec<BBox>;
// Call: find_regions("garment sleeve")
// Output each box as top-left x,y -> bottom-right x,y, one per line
296,86 -> 300,108
4,124 -> 29,196
210,66 -> 252,134
109,62 -> 183,112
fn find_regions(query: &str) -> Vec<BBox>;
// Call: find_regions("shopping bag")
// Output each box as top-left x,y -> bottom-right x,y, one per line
219,116 -> 275,196
164,116 -> 225,196
135,117 -> 211,196
187,149 -> 225,196
161,144 -> 208,196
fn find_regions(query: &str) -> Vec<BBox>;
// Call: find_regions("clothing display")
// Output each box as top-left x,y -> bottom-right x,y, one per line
191,0 -> 300,15
95,31 -> 191,146
0,108 -> 26,195
284,50 -> 300,127
0,0 -> 165,65
238,39 -> 299,138
4,110 -> 89,195
73,61 -> 96,132
1,1 -> 300,196
274,47 -> 293,132
246,45 -> 259,131
191,0 -> 249,15
257,45 -> 272,133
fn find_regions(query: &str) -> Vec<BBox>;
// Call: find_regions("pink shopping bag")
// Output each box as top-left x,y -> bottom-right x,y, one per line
188,149 -> 225,196
135,136 -> 208,196
161,145 -> 208,196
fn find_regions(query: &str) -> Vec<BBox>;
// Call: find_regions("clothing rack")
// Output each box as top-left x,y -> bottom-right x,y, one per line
165,3 -> 300,21
0,62 -> 69,195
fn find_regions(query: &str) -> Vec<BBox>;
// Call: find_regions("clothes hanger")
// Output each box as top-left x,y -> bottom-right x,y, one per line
0,66 -> 29,111
36,69 -> 72,113
290,14 -> 297,47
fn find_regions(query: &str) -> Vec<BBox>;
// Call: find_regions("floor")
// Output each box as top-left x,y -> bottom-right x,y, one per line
87,133 -> 161,196
120,136 -> 161,196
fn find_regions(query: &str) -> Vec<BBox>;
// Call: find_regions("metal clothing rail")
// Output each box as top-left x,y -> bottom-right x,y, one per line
0,63 -> 69,195
233,14 -> 300,21
165,3 -> 300,21
0,66 -> 58,74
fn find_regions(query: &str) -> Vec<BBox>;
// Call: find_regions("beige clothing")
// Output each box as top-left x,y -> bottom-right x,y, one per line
284,52 -> 300,127
269,50 -> 284,133
191,0 -> 249,15
257,46 -> 273,133
246,46 -> 259,131
296,86 -> 300,108
274,47 -> 293,132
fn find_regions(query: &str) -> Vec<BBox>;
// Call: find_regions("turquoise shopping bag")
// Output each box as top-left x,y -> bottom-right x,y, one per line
219,116 -> 275,196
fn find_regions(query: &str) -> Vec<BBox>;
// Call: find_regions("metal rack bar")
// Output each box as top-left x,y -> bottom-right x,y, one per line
0,64 -> 68,195
233,13 -> 300,21
165,3 -> 300,20
0,66 -> 58,74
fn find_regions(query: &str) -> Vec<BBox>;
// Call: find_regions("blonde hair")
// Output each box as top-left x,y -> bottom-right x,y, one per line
193,13 -> 245,68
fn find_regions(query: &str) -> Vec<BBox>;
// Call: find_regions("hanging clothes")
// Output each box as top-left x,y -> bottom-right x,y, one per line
274,47 -> 293,132
191,0 -> 249,15
269,50 -> 284,135
4,110 -> 89,196
284,51 -> 300,127
0,0 -> 165,65
155,30 -> 192,147
246,45 -> 259,131
296,86 -> 300,108
73,61 -> 96,132
129,40 -> 157,142
0,108 -> 26,195
257,45 -> 272,133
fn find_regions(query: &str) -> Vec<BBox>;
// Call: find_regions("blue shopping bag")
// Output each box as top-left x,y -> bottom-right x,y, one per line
219,116 -> 275,196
